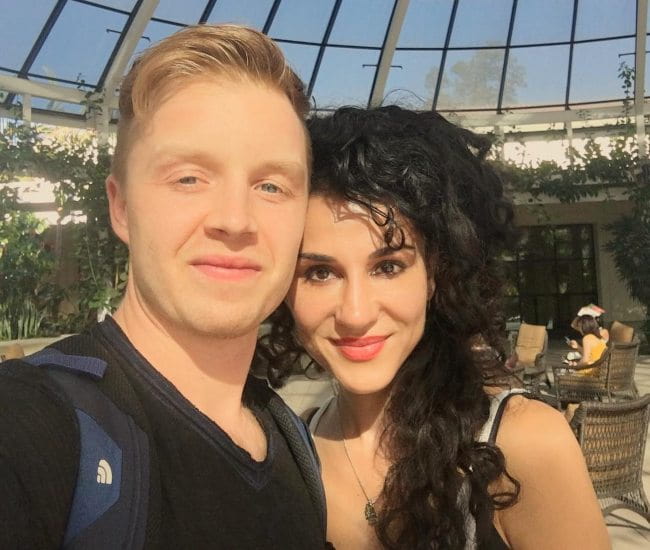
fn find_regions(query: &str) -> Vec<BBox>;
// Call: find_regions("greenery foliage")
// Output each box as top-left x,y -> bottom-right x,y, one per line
0,62 -> 647,338
497,62 -> 650,339
0,121 -> 126,338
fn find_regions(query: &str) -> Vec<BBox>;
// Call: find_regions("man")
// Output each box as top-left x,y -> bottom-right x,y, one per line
0,25 -> 325,549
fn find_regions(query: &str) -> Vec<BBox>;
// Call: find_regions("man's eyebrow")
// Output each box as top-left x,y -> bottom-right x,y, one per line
298,252 -> 334,262
256,160 -> 306,181
151,151 -> 217,172
369,245 -> 416,259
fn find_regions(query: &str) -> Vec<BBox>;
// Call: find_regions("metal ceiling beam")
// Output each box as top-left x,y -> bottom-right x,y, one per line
368,0 -> 410,108
98,0 -> 160,104
307,0 -> 343,100
451,102 -> 648,128
0,74 -> 87,103
635,0 -> 648,157
0,106 -> 91,129
3,0 -> 68,108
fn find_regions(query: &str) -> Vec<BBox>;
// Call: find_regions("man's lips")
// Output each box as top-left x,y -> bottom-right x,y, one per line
190,256 -> 261,281
329,336 -> 388,361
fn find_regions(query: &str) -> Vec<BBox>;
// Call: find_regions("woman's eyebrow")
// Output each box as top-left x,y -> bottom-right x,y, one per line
298,252 -> 334,262
369,245 -> 416,259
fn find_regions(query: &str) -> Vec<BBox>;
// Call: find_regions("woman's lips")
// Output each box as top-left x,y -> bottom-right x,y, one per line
330,336 -> 388,362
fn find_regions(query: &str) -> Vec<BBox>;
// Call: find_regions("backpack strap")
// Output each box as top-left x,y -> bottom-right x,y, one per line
26,348 -> 149,550
266,389 -> 327,540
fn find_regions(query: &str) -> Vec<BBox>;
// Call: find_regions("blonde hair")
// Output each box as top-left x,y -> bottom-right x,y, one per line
112,24 -> 309,182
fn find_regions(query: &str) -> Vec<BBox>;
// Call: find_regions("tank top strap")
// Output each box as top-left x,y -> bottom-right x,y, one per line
477,388 -> 528,444
308,395 -> 335,434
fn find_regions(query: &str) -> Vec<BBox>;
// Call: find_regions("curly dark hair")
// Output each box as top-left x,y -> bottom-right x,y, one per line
258,105 -> 520,549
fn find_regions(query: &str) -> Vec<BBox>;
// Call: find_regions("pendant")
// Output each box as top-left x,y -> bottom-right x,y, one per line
364,501 -> 378,525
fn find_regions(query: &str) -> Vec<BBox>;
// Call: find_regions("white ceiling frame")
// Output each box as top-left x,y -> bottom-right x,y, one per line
368,0 -> 410,108
453,102 -> 650,129
635,0 -> 648,157
0,74 -> 87,104
96,0 -> 161,132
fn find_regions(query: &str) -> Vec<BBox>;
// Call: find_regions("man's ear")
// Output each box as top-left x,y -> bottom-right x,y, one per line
106,175 -> 129,245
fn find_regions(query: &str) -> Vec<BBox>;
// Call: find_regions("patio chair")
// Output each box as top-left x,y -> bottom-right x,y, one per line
512,322 -> 548,383
609,320 -> 634,343
569,394 -> 650,523
553,345 -> 612,408
607,340 -> 640,400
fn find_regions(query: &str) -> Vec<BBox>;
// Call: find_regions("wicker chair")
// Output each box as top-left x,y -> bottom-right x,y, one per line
512,322 -> 548,382
607,340 -> 640,400
569,395 -> 650,523
553,345 -> 612,407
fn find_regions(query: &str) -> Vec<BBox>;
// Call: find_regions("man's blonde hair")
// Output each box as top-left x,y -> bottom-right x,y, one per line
112,24 -> 309,182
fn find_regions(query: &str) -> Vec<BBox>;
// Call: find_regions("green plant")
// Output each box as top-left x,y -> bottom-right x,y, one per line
0,120 -> 127,336
496,61 -> 650,342
0,206 -> 58,339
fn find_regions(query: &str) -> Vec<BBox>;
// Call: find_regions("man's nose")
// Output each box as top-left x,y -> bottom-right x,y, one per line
204,179 -> 257,237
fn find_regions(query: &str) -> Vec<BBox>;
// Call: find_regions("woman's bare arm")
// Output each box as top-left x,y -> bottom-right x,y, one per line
493,398 -> 610,550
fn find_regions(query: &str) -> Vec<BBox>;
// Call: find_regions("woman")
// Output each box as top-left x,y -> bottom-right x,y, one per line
567,315 -> 608,372
260,107 -> 609,549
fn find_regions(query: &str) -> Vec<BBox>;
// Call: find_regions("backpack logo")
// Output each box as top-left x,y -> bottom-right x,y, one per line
96,459 -> 113,485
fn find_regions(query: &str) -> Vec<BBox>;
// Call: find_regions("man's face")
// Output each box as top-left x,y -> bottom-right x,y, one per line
108,80 -> 309,339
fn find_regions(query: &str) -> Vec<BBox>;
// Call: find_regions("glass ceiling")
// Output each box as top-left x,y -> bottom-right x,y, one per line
0,0 -> 647,127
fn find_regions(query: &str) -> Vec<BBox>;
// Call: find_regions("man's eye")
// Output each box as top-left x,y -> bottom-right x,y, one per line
178,176 -> 198,185
258,182 -> 282,194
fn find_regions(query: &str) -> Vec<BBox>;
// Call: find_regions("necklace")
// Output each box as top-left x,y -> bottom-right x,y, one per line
336,399 -> 379,525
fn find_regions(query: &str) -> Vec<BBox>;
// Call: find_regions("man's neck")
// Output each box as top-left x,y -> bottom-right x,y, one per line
111,299 -> 258,425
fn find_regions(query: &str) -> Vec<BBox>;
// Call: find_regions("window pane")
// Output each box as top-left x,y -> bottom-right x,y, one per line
269,0 -> 335,43
437,49 -> 505,110
396,0 -> 454,48
31,96 -> 85,115
311,47 -> 380,109
276,43 -> 319,88
449,0 -> 512,47
152,0 -> 207,24
575,0 -> 636,41
502,44 -> 569,108
383,50 -> 442,110
328,0 -> 394,47
570,38 -> 634,104
206,0 -> 274,30
0,0 -> 57,71
31,2 -> 129,86
90,1 -> 138,11
511,0 -> 573,45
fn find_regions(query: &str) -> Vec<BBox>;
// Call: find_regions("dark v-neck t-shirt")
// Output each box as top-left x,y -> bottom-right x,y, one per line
0,319 -> 323,549
100,319 -> 323,549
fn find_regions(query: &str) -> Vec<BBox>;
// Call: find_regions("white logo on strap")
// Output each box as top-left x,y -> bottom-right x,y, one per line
96,459 -> 113,485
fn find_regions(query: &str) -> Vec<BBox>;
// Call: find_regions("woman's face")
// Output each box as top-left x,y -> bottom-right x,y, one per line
286,194 -> 433,396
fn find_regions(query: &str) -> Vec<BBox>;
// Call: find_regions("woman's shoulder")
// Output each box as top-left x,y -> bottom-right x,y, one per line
494,395 -> 589,489
492,397 -> 610,548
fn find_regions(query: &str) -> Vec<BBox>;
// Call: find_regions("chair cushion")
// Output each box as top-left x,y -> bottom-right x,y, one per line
515,323 -> 546,365
609,321 -> 634,343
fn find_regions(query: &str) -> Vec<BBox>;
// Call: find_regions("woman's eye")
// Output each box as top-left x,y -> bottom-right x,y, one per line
374,260 -> 403,277
258,182 -> 282,194
177,176 -> 198,185
305,266 -> 334,282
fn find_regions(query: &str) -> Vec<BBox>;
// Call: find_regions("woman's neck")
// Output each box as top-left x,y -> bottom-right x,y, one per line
335,389 -> 390,451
